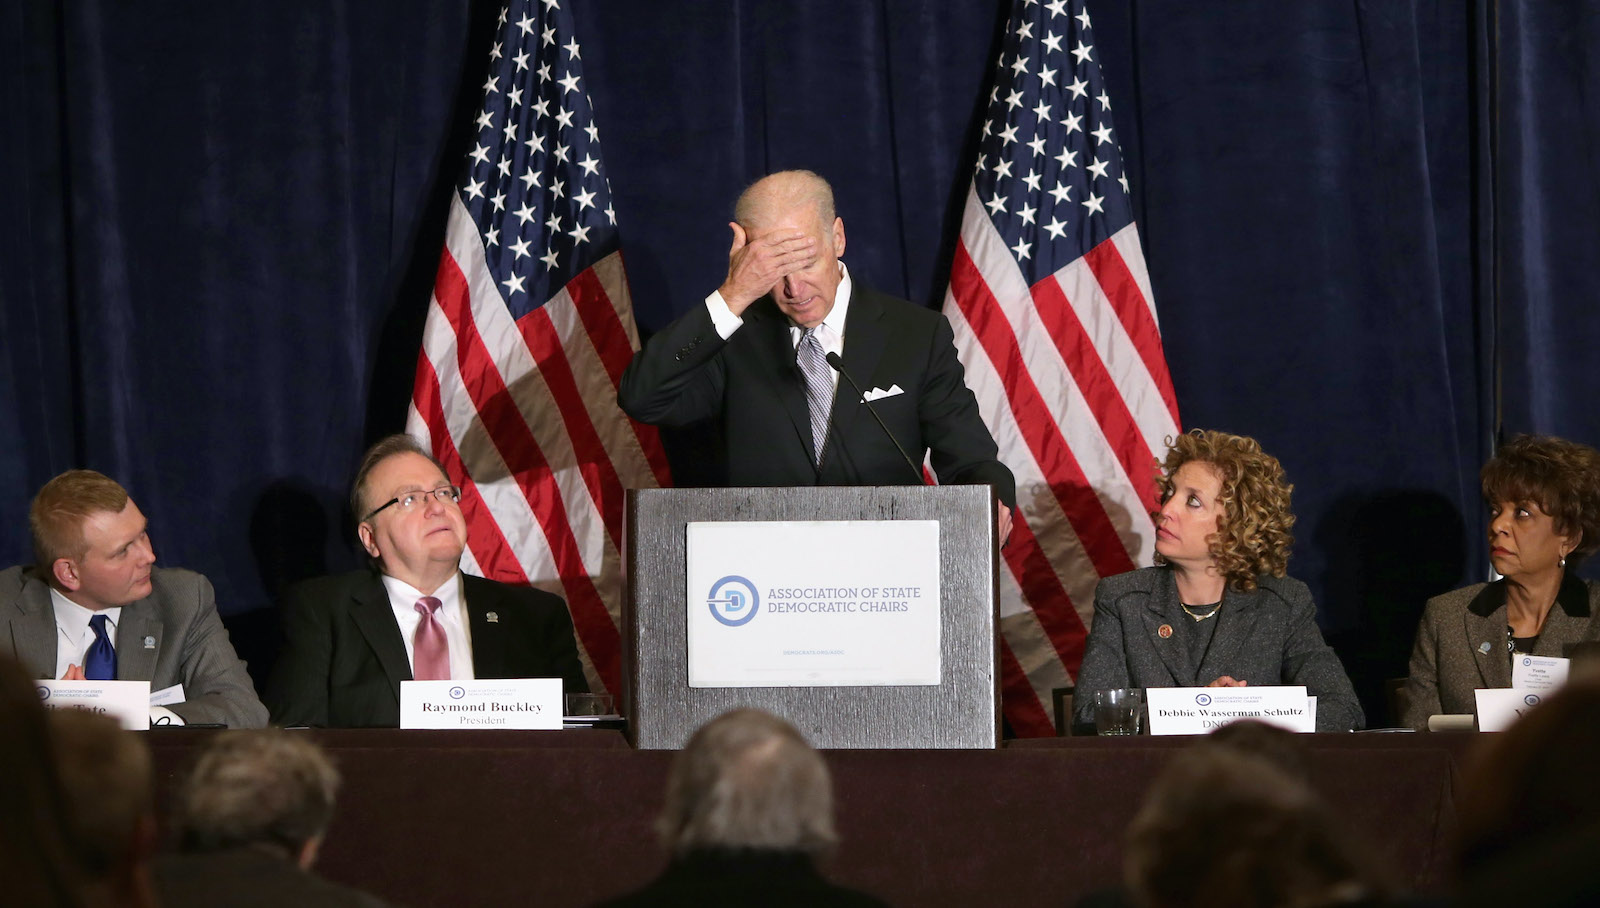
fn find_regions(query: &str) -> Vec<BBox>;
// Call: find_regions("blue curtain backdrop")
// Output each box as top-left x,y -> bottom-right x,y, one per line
3,0 -> 1596,722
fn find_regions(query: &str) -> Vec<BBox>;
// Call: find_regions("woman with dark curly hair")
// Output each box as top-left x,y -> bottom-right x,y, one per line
1072,430 -> 1364,733
1402,435 -> 1600,729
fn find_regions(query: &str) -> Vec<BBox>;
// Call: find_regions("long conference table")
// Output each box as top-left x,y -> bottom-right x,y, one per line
145,730 -> 1474,908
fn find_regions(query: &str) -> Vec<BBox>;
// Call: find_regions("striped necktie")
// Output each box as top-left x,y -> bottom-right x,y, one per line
796,327 -> 833,463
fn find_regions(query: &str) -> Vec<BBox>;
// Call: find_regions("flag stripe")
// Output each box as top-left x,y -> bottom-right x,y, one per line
433,246 -> 622,690
1030,275 -> 1162,513
1084,239 -> 1180,425
998,634 -> 1056,737
1001,511 -> 1088,670
950,241 -> 1138,580
514,306 -> 627,549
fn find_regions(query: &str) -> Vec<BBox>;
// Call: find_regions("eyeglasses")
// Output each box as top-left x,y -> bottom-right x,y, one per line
363,486 -> 461,521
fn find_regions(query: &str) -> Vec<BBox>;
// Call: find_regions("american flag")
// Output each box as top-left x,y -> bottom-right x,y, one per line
406,0 -> 670,697
942,0 -> 1180,735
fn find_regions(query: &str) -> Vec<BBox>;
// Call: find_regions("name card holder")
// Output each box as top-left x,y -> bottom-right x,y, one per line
35,680 -> 151,730
1146,686 -> 1315,735
400,679 -> 562,729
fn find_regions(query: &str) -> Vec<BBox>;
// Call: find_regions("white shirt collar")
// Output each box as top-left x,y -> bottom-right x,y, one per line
50,586 -> 120,640
380,571 -> 463,614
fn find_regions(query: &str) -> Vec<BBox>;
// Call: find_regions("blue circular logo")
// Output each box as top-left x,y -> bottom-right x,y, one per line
1524,694 -> 1541,707
708,575 -> 760,627
449,686 -> 466,700
1195,693 -> 1212,707
1522,657 -> 1533,667
36,685 -> 50,701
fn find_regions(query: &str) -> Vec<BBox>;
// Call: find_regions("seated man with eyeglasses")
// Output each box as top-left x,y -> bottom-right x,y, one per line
265,435 -> 587,727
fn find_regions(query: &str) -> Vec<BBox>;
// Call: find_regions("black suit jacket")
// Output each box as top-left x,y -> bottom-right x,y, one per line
618,284 -> 1015,506
593,849 -> 889,908
155,849 -> 393,908
265,569 -> 588,728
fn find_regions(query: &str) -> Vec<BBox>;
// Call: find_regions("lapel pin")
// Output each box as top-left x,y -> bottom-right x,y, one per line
1478,641 -> 1492,654
1158,624 -> 1173,639
143,636 -> 156,649
486,611 -> 500,624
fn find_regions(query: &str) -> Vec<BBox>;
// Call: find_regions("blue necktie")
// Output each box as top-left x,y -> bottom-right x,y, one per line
84,614 -> 117,681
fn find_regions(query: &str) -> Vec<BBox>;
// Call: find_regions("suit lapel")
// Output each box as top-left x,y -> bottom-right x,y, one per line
1196,589 -> 1260,685
828,288 -> 886,447
463,576 -> 507,678
1142,571 -> 1195,685
114,601 -> 162,684
350,575 -> 412,702
8,572 -> 61,678
1464,602 -> 1511,689
752,304 -> 820,472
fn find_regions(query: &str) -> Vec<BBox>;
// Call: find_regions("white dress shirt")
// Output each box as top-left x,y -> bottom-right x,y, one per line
50,587 -> 182,725
705,261 -> 855,398
381,572 -> 475,681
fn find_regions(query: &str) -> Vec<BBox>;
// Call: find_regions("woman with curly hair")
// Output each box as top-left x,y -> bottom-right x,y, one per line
1072,430 -> 1364,733
1402,435 -> 1600,729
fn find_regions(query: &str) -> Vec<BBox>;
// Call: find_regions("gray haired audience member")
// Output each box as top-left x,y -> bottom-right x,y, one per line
153,730 -> 392,908
1124,746 -> 1388,908
595,708 -> 888,907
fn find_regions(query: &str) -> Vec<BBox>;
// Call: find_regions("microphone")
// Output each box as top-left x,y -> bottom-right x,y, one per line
825,352 -> 926,485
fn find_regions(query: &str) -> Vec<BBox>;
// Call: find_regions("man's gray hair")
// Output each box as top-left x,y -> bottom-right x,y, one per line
174,730 -> 340,857
733,170 -> 836,232
657,708 -> 838,854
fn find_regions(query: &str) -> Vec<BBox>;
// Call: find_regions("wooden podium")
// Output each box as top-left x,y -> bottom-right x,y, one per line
622,485 -> 999,749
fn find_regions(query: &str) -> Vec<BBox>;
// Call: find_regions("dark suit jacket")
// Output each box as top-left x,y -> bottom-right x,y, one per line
0,565 -> 267,728
1072,567 -> 1365,732
1401,574 -> 1600,728
155,848 -> 393,908
265,569 -> 588,728
617,284 -> 1015,507
593,849 -> 889,908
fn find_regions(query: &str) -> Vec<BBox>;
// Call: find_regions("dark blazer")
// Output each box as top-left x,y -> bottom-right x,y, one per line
265,569 -> 588,728
154,849 -> 393,908
1072,567 -> 1364,732
617,284 -> 1016,507
593,849 -> 889,908
0,565 -> 267,728
1401,574 -> 1600,728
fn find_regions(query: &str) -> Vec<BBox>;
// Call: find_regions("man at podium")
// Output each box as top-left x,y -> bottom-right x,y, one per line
618,170 -> 1015,539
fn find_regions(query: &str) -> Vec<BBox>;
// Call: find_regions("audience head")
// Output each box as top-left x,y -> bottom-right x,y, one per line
174,730 -> 342,869
0,655 -> 83,907
1125,747 -> 1382,908
1456,678 -> 1600,870
1480,434 -> 1600,579
731,170 -> 845,329
1153,429 -> 1294,591
657,708 -> 838,856
350,434 -> 466,590
1197,719 -> 1311,783
30,470 -> 157,610
48,710 -> 157,893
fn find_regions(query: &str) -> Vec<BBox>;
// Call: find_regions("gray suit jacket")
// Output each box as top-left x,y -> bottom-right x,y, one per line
0,565 -> 267,728
1401,574 -> 1600,728
1072,567 -> 1364,732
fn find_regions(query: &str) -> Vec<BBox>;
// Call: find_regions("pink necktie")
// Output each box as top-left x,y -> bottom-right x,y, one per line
412,597 -> 451,681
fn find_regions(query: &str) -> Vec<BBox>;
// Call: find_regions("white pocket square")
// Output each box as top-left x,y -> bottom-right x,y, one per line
862,384 -> 905,403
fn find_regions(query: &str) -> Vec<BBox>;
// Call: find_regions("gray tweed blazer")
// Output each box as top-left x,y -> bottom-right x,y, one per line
1072,567 -> 1364,733
1401,574 -> 1600,729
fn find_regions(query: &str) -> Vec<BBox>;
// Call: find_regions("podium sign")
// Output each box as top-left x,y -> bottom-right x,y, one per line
685,520 -> 941,687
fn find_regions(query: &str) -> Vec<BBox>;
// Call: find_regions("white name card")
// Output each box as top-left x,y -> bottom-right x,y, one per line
1511,655 -> 1569,691
35,680 -> 151,730
685,520 -> 942,688
1146,686 -> 1316,735
400,679 -> 562,729
1475,688 -> 1546,732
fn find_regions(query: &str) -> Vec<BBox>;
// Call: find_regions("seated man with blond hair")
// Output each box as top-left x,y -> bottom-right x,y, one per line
0,470 -> 266,728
